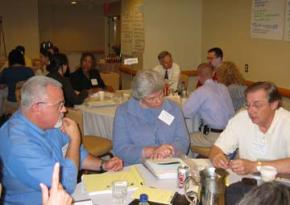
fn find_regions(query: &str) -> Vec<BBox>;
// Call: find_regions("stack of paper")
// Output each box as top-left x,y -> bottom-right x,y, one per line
132,186 -> 176,205
144,158 -> 186,179
82,166 -> 144,195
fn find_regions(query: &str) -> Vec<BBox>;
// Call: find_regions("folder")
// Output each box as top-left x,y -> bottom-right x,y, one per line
82,166 -> 144,195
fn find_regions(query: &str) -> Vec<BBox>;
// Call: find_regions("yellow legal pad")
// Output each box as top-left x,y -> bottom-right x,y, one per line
132,186 -> 176,205
82,166 -> 144,195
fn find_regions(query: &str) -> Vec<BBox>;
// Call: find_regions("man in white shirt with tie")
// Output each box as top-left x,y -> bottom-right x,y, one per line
153,51 -> 180,91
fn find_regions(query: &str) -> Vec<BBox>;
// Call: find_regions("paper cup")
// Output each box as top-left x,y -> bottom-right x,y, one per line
260,166 -> 277,182
98,91 -> 105,101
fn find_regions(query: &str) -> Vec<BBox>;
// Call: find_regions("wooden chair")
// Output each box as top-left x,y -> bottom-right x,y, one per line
100,72 -> 120,91
191,145 -> 211,158
66,108 -> 113,157
3,81 -> 25,115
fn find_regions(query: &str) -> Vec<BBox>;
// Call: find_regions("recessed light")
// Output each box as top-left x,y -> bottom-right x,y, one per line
71,1 -> 77,5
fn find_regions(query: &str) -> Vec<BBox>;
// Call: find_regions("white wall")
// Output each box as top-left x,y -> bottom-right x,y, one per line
143,0 -> 202,70
0,0 -> 39,58
202,0 -> 290,89
38,1 -> 106,52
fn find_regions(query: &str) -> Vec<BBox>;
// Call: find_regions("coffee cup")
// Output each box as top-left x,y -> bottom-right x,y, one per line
260,166 -> 277,182
98,91 -> 105,101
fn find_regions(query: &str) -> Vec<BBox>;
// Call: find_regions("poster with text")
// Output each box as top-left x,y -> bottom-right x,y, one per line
284,0 -> 290,41
251,0 -> 285,40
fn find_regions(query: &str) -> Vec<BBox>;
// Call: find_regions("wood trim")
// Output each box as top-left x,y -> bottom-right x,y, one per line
119,65 -> 138,76
119,67 -> 290,98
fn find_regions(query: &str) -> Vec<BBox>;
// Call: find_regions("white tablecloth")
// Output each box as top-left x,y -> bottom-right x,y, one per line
78,104 -> 117,139
77,95 -> 200,140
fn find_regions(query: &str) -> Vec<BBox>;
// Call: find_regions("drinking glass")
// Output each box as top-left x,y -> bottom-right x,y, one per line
112,180 -> 128,204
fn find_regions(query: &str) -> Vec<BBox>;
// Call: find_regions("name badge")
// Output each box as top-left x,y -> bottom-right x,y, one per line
158,110 -> 175,126
62,143 -> 69,157
91,79 -> 98,86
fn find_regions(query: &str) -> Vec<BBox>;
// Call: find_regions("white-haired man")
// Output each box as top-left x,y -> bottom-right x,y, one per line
0,76 -> 123,205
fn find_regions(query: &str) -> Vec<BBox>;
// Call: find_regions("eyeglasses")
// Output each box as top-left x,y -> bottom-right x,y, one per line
37,100 -> 65,111
244,100 -> 269,110
142,91 -> 164,103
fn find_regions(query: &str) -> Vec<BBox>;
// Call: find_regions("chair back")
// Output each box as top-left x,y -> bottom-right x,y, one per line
100,72 -> 120,90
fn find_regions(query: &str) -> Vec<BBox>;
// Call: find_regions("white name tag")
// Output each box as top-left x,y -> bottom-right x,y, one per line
158,110 -> 174,126
62,143 -> 69,157
91,79 -> 98,86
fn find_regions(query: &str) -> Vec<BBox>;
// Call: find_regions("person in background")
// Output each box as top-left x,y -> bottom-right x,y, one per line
0,49 -> 34,112
210,82 -> 290,175
153,51 -> 180,91
183,63 -> 234,148
196,47 -> 223,88
70,52 -> 109,92
47,53 -> 88,107
216,61 -> 247,112
207,47 -> 223,69
113,70 -> 190,165
0,45 -> 32,71
0,76 -> 123,204
36,41 -> 55,75
238,182 -> 290,205
40,163 -> 72,205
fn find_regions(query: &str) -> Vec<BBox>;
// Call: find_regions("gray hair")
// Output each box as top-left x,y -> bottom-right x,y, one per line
131,70 -> 164,100
20,76 -> 62,110
239,182 -> 290,205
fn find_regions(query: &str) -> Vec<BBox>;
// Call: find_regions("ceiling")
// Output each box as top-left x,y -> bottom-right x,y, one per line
38,0 -> 120,6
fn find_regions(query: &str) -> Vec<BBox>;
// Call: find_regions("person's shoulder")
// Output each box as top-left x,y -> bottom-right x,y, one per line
117,98 -> 132,111
172,62 -> 180,70
153,64 -> 162,71
164,99 -> 181,112
70,68 -> 81,77
229,109 -> 249,123
277,107 -> 290,121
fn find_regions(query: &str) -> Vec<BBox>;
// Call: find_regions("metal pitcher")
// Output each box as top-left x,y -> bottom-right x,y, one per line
199,167 -> 228,205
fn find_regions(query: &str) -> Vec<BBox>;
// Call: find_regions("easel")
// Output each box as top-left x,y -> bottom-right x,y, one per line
0,16 -> 7,58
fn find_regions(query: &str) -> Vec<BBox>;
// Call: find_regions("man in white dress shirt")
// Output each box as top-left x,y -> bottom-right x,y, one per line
210,81 -> 290,175
153,51 -> 180,91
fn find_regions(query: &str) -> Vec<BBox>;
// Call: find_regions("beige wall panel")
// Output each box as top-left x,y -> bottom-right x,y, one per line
202,0 -> 290,89
0,0 -> 39,58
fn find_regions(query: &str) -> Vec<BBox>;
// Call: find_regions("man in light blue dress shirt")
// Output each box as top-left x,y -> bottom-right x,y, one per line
183,63 -> 234,148
0,76 -> 123,205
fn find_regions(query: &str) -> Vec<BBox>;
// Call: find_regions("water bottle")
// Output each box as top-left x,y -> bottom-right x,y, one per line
139,193 -> 150,205
178,81 -> 187,97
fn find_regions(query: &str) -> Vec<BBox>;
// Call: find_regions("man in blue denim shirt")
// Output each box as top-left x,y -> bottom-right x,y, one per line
0,76 -> 123,205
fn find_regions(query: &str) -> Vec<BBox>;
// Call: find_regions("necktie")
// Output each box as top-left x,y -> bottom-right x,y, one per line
164,70 -> 168,80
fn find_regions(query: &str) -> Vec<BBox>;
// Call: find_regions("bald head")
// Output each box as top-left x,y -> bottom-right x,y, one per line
197,63 -> 214,85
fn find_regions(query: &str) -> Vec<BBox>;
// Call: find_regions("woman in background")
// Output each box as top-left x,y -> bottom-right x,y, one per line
216,61 -> 246,112
70,52 -> 108,92
47,53 -> 88,107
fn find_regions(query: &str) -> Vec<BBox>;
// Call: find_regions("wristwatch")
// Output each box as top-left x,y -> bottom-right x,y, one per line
100,160 -> 105,172
256,161 -> 263,172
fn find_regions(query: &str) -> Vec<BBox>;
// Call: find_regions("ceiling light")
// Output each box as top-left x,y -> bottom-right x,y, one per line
71,1 -> 77,5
